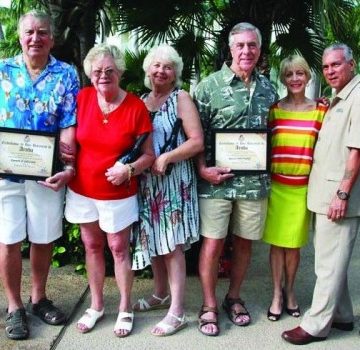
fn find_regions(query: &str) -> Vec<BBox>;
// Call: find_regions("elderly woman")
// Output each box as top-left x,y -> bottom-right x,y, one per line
263,55 -> 326,321
64,44 -> 154,337
132,44 -> 204,336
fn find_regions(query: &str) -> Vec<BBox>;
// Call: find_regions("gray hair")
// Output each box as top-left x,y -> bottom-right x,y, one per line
228,22 -> 262,47
18,10 -> 54,38
143,44 -> 183,89
323,43 -> 353,62
83,44 -> 126,78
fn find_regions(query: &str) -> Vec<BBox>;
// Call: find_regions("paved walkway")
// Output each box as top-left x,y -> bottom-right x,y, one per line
1,236 -> 360,350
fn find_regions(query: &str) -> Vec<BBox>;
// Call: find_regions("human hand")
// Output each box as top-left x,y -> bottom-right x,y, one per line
327,196 -> 348,221
59,141 -> 76,163
105,162 -> 129,186
199,166 -> 234,185
38,169 -> 75,191
151,154 -> 171,176
315,96 -> 330,107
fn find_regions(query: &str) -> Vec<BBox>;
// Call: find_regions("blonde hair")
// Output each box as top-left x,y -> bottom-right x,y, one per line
83,44 -> 125,78
279,55 -> 311,84
143,44 -> 183,89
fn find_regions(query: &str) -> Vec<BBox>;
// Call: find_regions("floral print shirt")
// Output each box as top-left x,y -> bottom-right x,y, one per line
0,54 -> 79,132
194,62 -> 278,200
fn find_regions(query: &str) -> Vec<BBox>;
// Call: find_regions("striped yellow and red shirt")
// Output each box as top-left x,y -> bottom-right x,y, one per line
269,103 -> 326,186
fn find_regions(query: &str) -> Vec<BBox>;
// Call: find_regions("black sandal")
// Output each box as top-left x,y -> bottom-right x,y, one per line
222,294 -> 251,326
5,308 -> 29,340
27,298 -> 66,325
198,305 -> 220,336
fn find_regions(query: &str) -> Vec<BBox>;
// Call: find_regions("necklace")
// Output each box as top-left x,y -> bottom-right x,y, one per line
98,91 -> 124,124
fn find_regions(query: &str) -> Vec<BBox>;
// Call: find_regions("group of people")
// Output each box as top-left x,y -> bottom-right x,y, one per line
0,9 -> 359,346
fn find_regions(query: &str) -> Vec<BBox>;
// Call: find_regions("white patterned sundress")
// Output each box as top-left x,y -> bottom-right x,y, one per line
132,88 -> 199,270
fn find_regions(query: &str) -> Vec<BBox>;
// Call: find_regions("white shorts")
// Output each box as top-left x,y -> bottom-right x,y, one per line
65,189 -> 138,233
0,179 -> 65,245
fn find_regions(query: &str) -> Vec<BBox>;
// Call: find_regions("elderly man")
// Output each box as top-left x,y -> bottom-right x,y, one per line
194,22 -> 277,336
0,10 -> 79,340
282,43 -> 360,345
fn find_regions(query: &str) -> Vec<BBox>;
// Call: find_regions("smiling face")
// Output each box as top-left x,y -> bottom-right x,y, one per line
148,58 -> 176,89
229,30 -> 261,78
19,15 -> 54,63
283,66 -> 309,95
322,49 -> 355,93
90,54 -> 121,96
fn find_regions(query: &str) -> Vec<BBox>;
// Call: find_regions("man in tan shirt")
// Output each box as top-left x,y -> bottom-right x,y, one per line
282,43 -> 360,345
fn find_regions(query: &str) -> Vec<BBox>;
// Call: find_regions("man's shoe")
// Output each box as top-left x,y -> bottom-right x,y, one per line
282,326 -> 326,345
331,321 -> 354,331
27,298 -> 66,325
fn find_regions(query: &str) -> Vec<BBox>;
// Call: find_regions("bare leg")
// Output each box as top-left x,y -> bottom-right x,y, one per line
198,237 -> 224,335
284,248 -> 300,309
151,256 -> 168,298
133,256 -> 169,310
80,222 -> 106,312
108,226 -> 133,337
151,246 -> 186,335
269,245 -> 285,315
225,236 -> 252,324
30,243 -> 53,304
0,242 -> 23,312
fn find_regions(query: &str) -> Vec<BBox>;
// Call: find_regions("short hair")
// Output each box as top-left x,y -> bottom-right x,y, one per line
143,44 -> 183,89
18,10 -> 54,38
323,43 -> 353,62
279,55 -> 311,84
228,22 -> 262,47
83,44 -> 126,78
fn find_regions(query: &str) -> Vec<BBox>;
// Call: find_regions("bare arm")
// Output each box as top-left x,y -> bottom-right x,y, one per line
327,147 -> 360,221
151,90 -> 204,175
38,126 -> 76,191
105,134 -> 155,186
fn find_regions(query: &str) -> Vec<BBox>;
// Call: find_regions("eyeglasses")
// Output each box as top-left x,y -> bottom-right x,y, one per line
91,68 -> 116,78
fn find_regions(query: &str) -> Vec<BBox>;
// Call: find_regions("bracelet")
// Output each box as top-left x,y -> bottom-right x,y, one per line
127,163 -> 135,181
63,164 -> 76,175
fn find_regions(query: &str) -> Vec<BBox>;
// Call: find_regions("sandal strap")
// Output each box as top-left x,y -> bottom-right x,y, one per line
152,294 -> 170,304
114,311 -> 134,332
168,312 -> 186,323
224,295 -> 245,307
198,305 -> 218,317
77,308 -> 104,329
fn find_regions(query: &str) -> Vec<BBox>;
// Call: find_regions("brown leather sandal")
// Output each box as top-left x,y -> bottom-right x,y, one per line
222,294 -> 251,326
198,305 -> 220,336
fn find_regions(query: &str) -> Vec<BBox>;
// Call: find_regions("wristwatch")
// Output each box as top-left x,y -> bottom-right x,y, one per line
336,190 -> 350,200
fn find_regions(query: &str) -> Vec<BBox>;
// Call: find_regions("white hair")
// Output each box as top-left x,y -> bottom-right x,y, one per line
143,44 -> 183,89
83,44 -> 125,78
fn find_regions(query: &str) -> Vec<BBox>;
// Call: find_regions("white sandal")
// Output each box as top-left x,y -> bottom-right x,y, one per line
113,311 -> 134,338
151,313 -> 187,337
133,294 -> 170,312
76,308 -> 104,333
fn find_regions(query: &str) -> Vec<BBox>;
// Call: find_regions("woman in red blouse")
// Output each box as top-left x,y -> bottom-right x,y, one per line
65,44 -> 154,337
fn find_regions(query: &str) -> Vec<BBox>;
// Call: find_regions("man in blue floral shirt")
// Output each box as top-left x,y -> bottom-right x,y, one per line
0,10 -> 79,340
194,22 -> 277,336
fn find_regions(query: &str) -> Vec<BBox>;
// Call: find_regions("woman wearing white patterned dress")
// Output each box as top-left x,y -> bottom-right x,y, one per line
132,44 -> 203,336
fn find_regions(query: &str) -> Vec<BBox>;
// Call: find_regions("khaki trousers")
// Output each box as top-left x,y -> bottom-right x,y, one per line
301,214 -> 360,337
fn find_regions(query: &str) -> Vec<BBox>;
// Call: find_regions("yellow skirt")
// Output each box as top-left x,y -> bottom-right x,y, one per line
262,180 -> 310,248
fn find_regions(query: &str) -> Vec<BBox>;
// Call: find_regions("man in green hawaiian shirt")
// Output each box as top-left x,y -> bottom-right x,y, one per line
194,22 -> 277,336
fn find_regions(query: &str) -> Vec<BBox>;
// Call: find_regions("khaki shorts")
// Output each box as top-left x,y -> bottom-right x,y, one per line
199,198 -> 268,240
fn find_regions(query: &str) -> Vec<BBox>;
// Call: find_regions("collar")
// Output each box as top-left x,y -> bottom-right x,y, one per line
220,61 -> 257,86
336,74 -> 360,101
9,54 -> 58,71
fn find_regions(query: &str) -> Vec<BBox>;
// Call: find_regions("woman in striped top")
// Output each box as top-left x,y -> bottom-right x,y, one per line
263,55 -> 326,321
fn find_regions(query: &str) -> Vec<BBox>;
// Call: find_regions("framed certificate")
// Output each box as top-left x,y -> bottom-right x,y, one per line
0,127 -> 58,181
211,128 -> 270,174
